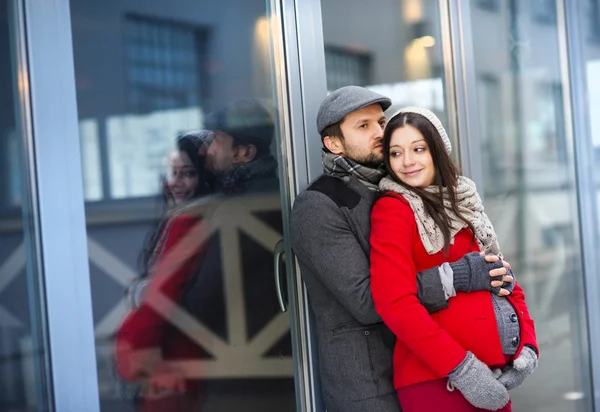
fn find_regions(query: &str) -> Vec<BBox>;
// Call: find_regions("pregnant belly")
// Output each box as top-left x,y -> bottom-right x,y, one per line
437,291 -> 504,366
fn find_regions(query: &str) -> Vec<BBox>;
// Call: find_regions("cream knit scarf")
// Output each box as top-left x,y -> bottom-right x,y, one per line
379,175 -> 501,255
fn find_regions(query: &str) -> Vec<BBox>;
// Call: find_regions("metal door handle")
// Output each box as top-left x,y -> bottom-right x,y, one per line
274,239 -> 287,312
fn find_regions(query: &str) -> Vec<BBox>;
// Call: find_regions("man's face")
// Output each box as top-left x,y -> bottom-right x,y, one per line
328,104 -> 386,167
205,131 -> 237,173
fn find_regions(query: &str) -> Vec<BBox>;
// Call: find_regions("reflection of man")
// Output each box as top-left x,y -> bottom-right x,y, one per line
290,86 -> 513,412
180,99 -> 285,367
203,99 -> 279,194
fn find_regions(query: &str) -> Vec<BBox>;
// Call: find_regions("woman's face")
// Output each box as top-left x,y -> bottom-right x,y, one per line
167,150 -> 199,205
388,124 -> 435,188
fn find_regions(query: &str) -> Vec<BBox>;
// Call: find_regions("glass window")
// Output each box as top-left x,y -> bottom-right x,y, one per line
588,62 -> 600,209
324,46 -> 372,91
0,0 -> 51,410
79,16 -> 209,202
321,0 -> 447,119
584,0 -> 600,217
476,75 -> 506,181
584,0 -> 600,42
470,0 -> 591,410
70,1 -> 296,411
531,0 -> 557,24
125,15 -> 206,113
580,6 -> 600,402
475,0 -> 500,11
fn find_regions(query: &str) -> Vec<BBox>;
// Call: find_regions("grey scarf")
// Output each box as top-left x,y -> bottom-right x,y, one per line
322,151 -> 386,191
215,154 -> 278,194
379,176 -> 501,255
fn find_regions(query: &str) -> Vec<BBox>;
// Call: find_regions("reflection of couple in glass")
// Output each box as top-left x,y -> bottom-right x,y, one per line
114,99 -> 279,411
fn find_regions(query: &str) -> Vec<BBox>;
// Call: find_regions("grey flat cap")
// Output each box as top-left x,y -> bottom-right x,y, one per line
205,99 -> 274,148
317,86 -> 392,134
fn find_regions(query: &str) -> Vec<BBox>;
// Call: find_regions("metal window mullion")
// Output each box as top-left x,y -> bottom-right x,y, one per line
98,116 -> 112,200
9,0 -> 54,408
22,0 -> 100,410
560,0 -> 600,409
291,0 -> 327,184
439,0 -> 485,189
280,0 -> 329,411
270,0 -> 314,411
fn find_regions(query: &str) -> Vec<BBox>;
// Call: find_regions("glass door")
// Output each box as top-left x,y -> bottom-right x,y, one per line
67,0 -> 307,410
456,1 -> 594,411
0,0 -> 52,410
303,1 -> 453,411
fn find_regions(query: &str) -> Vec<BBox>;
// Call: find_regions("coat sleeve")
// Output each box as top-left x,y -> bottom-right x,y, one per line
291,189 -> 449,325
291,191 -> 381,325
509,282 -> 539,357
370,196 -> 467,376
115,214 -> 205,379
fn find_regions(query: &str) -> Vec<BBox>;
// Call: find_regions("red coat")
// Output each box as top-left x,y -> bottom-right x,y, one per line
115,213 -> 207,390
370,192 -> 537,389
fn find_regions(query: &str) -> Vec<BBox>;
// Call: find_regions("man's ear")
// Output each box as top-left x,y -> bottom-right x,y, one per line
323,136 -> 344,155
233,144 -> 257,164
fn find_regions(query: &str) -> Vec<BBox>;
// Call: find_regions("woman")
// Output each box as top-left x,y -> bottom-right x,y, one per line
115,131 -> 212,411
132,130 -> 212,305
370,107 -> 538,412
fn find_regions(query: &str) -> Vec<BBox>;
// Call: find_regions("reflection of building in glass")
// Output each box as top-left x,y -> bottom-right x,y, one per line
531,0 -> 557,25
535,81 -> 567,163
6,131 -> 21,208
320,0 -> 444,104
588,61 -> 600,151
587,59 -> 600,231
125,15 -> 208,113
474,0 -> 500,11
586,0 -> 600,42
79,108 -> 203,200
477,75 -> 506,183
106,108 -> 203,198
368,78 -> 444,113
78,15 -> 213,202
324,45 -> 372,91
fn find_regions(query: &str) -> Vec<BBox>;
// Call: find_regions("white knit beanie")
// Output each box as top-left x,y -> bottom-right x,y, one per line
388,107 -> 452,155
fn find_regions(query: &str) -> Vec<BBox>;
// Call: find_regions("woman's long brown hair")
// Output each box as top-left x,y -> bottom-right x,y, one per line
382,112 -> 476,252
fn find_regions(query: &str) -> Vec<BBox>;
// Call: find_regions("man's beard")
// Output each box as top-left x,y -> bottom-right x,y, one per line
353,152 -> 383,169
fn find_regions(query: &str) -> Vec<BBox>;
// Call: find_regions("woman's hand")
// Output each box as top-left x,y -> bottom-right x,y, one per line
482,253 -> 515,296
448,351 -> 510,411
141,362 -> 187,400
497,346 -> 538,390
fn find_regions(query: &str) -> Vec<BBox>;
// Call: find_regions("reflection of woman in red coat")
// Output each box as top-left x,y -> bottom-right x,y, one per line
370,108 -> 538,412
115,131 -> 211,411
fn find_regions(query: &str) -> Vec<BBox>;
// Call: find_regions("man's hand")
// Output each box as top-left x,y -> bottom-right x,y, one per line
482,253 -> 515,296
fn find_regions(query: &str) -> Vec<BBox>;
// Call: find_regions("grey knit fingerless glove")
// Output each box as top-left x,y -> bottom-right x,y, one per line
450,252 -> 504,295
448,351 -> 510,411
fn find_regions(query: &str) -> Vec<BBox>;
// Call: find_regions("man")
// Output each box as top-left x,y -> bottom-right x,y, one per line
290,86 -> 514,412
180,97 -> 284,357
202,99 -> 279,194
118,100 -> 285,408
